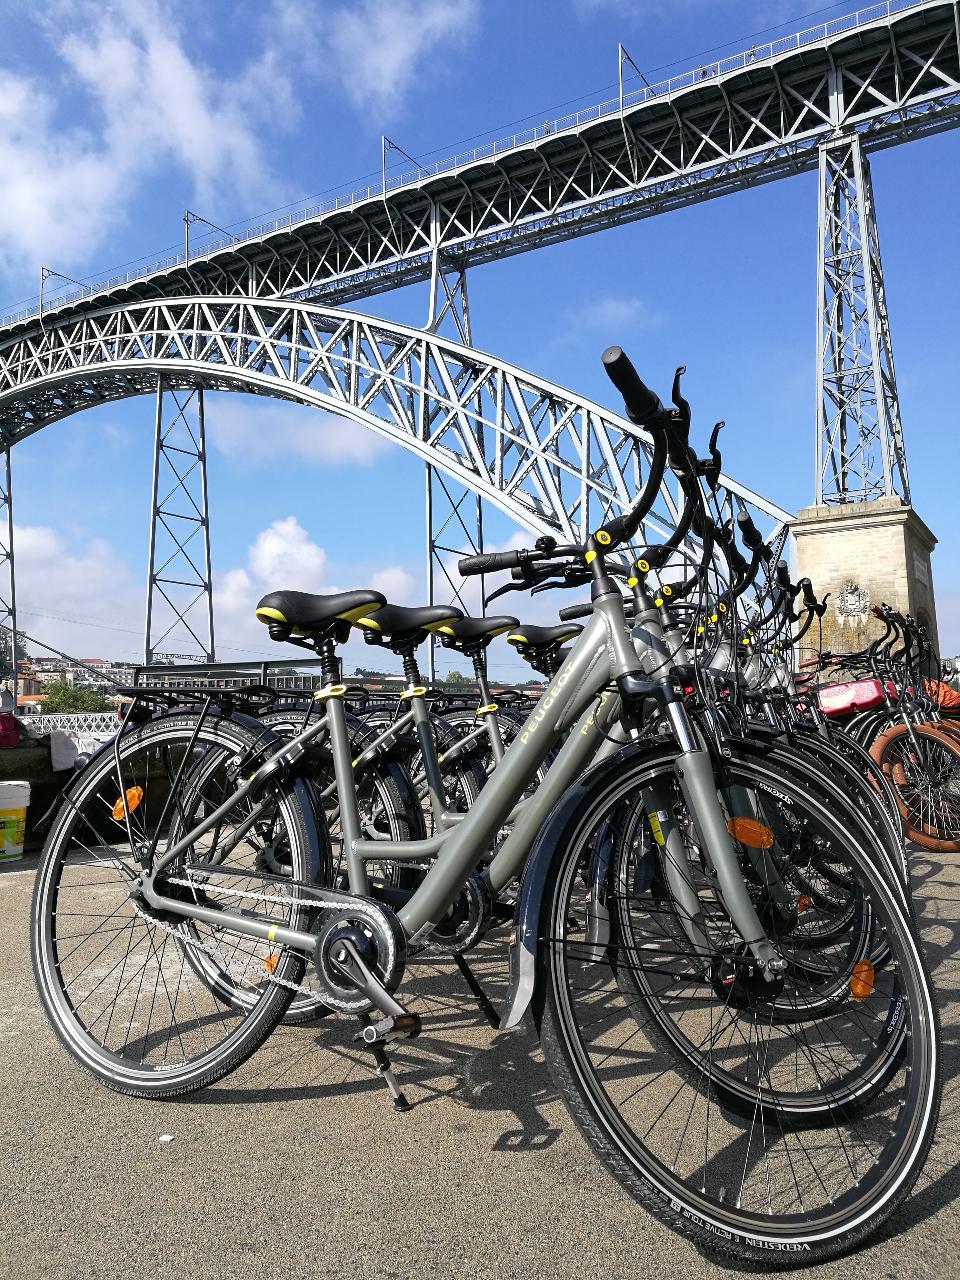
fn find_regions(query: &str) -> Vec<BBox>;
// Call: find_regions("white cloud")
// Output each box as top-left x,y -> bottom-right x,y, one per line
205,397 -> 393,468
0,0 -> 299,276
12,523 -> 143,661
248,517 -> 328,591
0,0 -> 479,285
574,293 -> 664,333
371,565 -> 416,602
325,0 -> 479,117
936,591 -> 960,658
6,514 -> 421,668
550,292 -> 664,353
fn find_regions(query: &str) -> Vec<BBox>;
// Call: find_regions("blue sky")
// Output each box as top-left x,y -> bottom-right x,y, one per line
1,0 -> 957,676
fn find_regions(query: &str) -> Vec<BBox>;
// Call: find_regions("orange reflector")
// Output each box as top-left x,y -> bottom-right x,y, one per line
850,959 -> 875,1001
263,953 -> 280,974
797,894 -> 812,913
111,786 -> 144,822
727,816 -> 774,849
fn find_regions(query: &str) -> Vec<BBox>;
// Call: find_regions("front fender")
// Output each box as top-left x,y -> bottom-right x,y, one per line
498,737 -> 674,1031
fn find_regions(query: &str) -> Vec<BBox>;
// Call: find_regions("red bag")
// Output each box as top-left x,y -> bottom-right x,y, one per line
817,678 -> 892,718
0,713 -> 20,748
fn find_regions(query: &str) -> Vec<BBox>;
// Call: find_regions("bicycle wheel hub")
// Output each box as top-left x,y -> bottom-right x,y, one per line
710,950 -> 785,1009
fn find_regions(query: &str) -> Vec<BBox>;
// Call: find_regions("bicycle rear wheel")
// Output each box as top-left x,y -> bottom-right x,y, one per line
538,745 -> 940,1266
31,711 -> 320,1097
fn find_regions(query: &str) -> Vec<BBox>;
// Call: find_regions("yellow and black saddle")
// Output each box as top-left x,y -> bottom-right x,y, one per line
505,623 -> 583,650
435,615 -> 519,654
256,589 -> 387,641
353,603 -> 463,649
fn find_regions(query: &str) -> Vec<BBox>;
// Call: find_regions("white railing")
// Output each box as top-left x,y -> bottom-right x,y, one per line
0,0 -> 932,328
25,712 -> 118,738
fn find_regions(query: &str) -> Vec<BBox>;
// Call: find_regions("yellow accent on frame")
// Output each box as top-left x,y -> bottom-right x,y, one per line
585,550 -> 597,564
594,529 -> 612,546
313,684 -> 346,701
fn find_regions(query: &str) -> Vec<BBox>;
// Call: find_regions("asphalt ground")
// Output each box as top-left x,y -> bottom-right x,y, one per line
1,848 -> 958,1280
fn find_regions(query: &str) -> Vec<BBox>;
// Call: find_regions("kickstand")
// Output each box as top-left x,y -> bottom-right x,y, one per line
357,1013 -> 412,1113
452,952 -> 500,1029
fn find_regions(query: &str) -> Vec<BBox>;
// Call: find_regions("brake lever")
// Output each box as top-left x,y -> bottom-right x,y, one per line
696,421 -> 724,493
671,365 -> 691,423
484,580 -> 525,605
531,566 -> 591,595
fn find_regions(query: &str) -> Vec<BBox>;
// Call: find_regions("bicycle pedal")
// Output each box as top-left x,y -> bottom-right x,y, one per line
354,1013 -> 422,1045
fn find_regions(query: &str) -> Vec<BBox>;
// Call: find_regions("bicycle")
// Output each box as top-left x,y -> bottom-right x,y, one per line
31,347 -> 941,1266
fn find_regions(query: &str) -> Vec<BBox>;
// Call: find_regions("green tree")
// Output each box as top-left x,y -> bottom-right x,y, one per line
445,670 -> 468,685
41,680 -> 111,713
0,628 -> 32,678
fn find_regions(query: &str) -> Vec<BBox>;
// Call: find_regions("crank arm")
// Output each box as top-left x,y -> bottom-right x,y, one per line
328,936 -> 408,1020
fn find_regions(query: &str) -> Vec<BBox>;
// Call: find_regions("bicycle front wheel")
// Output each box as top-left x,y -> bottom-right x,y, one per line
537,745 -> 940,1266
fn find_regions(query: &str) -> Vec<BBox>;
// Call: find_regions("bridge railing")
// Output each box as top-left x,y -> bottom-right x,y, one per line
0,0 -> 932,328
24,711 -> 119,739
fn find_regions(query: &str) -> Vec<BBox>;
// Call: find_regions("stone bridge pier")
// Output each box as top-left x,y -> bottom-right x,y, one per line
791,497 -> 939,657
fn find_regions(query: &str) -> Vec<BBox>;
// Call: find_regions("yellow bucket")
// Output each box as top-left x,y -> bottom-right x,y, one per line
0,782 -> 30,861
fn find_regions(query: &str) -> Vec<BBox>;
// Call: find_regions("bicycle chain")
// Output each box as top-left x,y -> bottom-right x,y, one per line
130,871 -> 388,999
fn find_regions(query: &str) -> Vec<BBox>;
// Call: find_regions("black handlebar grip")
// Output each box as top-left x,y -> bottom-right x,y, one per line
458,550 -> 522,576
800,578 -> 817,609
736,510 -> 763,551
774,560 -> 792,592
559,602 -> 593,622
601,346 -> 663,427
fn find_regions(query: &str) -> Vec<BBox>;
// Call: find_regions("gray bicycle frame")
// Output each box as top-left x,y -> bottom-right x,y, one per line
140,589 -> 780,970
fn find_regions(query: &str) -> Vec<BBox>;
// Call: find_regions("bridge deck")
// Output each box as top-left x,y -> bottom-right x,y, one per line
2,0 -> 957,338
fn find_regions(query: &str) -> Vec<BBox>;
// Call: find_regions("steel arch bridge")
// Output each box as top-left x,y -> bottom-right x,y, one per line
0,296 -> 789,551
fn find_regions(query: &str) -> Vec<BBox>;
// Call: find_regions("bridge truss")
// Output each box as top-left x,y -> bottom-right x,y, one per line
0,295 -> 790,615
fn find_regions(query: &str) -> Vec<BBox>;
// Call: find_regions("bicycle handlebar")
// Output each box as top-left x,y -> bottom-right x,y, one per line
601,346 -> 663,426
458,548 -> 529,576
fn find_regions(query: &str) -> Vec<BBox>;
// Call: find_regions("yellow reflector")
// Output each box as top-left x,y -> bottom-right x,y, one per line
850,959 -> 875,1001
111,786 -> 143,822
727,816 -> 774,849
263,953 -> 280,974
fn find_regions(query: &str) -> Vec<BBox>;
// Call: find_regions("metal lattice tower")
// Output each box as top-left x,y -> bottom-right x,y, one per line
424,260 -> 484,677
144,378 -> 216,664
816,134 -> 910,504
0,447 -> 17,701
